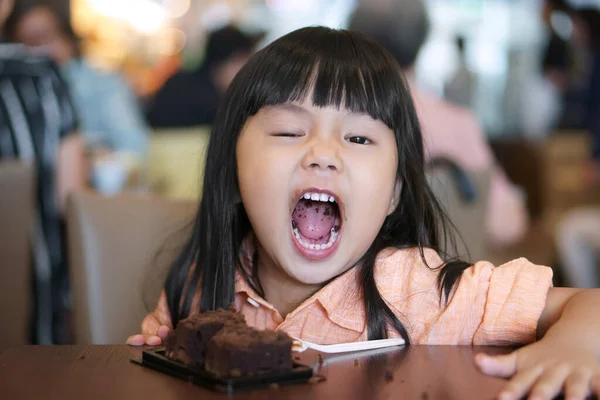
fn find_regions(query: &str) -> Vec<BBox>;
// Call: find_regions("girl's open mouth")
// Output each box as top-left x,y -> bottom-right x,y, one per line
290,190 -> 342,260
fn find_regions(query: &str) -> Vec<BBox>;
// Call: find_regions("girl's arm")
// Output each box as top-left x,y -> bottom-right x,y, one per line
537,287 -> 586,339
476,287 -> 600,400
126,291 -> 173,346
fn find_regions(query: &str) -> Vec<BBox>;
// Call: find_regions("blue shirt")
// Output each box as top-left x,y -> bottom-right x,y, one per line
62,59 -> 149,158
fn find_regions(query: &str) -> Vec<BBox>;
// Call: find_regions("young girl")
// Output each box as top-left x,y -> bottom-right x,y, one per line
128,27 -> 600,400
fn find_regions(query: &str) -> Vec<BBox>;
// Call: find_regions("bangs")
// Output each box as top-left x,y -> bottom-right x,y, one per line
239,27 -> 405,129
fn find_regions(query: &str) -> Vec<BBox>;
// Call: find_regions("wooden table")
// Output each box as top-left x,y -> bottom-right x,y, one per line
0,345 -> 512,399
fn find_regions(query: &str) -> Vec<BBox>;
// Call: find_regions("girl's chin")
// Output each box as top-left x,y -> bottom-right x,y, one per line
283,267 -> 341,287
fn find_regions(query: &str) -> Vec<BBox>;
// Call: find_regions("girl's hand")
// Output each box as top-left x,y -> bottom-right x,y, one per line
126,312 -> 171,346
475,339 -> 600,400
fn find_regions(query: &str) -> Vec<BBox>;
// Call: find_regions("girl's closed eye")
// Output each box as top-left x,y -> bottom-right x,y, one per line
271,132 -> 304,138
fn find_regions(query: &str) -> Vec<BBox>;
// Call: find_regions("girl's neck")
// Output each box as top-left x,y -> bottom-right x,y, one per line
255,246 -> 322,318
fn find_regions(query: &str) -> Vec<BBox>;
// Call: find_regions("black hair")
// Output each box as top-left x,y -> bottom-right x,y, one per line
201,25 -> 260,71
164,27 -> 470,344
542,33 -> 570,73
348,0 -> 430,69
546,0 -> 572,12
456,36 -> 465,55
576,8 -> 600,49
3,0 -> 31,39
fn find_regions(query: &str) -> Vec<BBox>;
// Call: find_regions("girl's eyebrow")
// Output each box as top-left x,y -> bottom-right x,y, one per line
265,103 -> 313,117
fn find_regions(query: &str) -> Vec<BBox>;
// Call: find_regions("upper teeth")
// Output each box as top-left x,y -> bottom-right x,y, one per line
303,192 -> 336,203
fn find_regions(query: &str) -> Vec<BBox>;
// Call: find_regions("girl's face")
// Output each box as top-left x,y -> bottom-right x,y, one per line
236,99 -> 399,285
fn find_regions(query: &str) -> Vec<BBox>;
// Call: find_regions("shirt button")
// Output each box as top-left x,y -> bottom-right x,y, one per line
246,297 -> 260,308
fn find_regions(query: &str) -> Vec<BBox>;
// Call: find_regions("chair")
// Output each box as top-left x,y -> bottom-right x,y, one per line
66,190 -> 196,344
0,161 -> 35,345
426,160 -> 492,262
148,126 -> 211,199
490,138 -> 545,219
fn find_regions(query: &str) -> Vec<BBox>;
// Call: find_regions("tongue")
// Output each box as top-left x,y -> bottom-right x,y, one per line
292,199 -> 337,240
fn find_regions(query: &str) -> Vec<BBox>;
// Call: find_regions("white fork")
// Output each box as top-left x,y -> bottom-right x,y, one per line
291,337 -> 405,353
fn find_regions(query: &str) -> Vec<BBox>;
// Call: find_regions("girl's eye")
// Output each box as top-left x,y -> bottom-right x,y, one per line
346,136 -> 371,145
272,132 -> 302,137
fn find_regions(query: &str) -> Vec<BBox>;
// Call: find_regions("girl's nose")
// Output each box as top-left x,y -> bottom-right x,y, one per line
301,138 -> 343,173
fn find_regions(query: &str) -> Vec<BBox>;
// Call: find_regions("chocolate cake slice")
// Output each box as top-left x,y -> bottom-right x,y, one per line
165,309 -> 246,368
204,324 -> 293,378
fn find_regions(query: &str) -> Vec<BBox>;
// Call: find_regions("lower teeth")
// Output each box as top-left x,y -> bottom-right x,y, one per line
293,226 -> 338,250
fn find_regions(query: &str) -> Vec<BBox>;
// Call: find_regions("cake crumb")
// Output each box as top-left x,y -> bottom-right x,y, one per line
308,375 -> 326,384
79,355 -> 85,360
384,370 -> 394,382
269,383 -> 279,390
317,354 -> 324,366
230,368 -> 242,377
353,359 -> 359,367
421,391 -> 428,399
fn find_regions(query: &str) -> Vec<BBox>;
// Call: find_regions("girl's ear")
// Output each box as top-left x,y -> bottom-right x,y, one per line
387,179 -> 402,215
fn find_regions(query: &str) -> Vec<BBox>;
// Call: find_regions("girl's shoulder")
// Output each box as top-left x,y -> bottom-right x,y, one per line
373,249 -> 554,346
374,247 -> 446,291
375,247 -> 553,286
375,246 -> 446,274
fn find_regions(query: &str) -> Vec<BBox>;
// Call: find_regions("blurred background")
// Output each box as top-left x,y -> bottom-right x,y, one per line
17,0 -> 585,130
65,0 -> 598,134
3,0 -> 600,345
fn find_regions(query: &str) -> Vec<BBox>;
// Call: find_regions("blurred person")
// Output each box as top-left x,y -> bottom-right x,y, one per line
145,25 -> 259,128
5,1 -> 149,164
521,29 -> 571,137
554,8 -> 600,289
349,0 -> 528,246
572,8 -> 600,166
556,208 -> 600,288
518,0 -> 573,137
444,36 -> 475,109
0,0 -> 86,343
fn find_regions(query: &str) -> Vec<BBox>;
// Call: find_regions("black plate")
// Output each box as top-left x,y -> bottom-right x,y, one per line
132,347 -> 313,393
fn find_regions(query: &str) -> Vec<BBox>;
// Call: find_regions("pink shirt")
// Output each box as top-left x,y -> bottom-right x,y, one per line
411,87 -> 528,245
153,246 -> 553,346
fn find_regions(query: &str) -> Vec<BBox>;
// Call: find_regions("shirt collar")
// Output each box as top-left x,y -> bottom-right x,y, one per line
234,235 -> 366,333
312,267 -> 365,332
